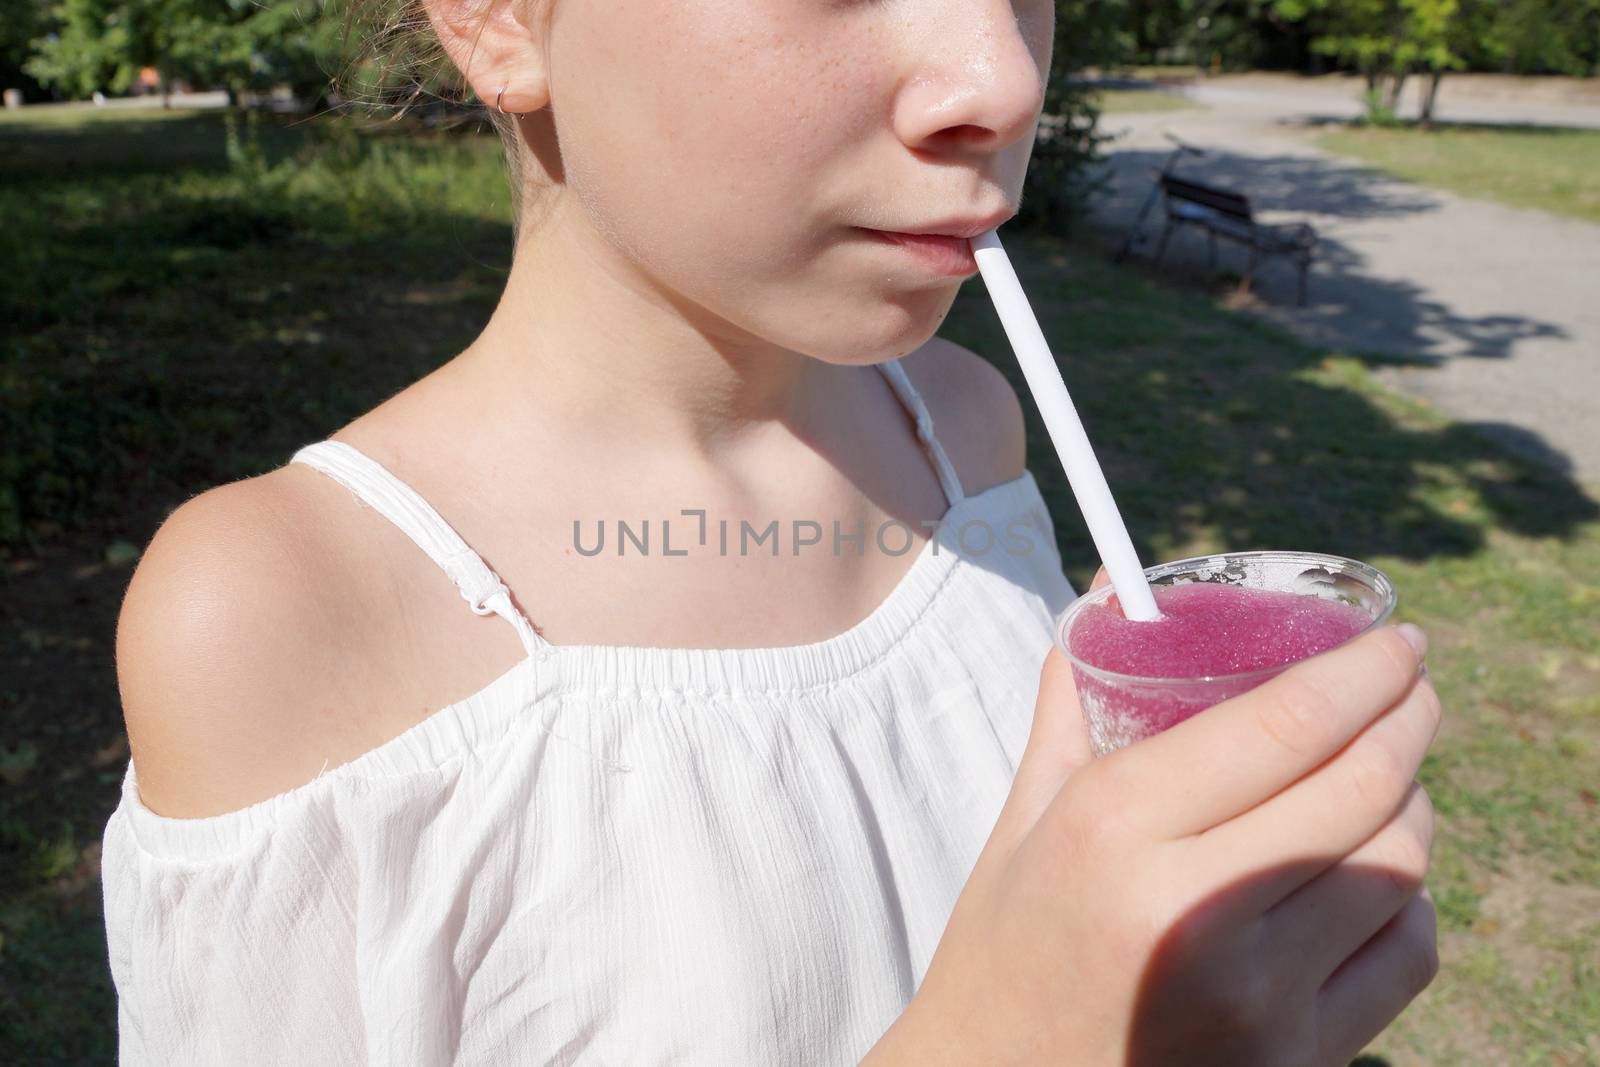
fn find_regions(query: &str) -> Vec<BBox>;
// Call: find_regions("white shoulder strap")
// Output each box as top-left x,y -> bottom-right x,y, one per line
289,440 -> 549,659
876,358 -> 966,508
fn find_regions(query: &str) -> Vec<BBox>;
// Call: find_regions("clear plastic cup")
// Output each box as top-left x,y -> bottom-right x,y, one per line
1054,550 -> 1398,757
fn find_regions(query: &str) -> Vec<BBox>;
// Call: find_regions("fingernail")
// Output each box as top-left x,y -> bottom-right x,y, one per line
1397,623 -> 1428,660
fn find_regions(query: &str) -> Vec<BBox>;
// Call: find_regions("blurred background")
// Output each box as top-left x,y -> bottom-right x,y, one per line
2,1 -> 1597,1063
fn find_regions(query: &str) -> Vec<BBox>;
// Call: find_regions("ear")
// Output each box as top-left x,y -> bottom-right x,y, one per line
421,0 -> 552,114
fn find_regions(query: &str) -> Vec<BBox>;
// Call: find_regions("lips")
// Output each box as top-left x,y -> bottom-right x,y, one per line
851,205 -> 1012,276
859,228 -> 980,276
883,208 -> 1016,240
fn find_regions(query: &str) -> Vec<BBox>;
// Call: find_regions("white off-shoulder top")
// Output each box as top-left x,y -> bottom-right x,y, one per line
100,356 -> 1077,1065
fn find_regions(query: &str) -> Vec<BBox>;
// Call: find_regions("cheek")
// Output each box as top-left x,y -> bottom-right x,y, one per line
554,1 -> 887,269
550,1 -> 945,362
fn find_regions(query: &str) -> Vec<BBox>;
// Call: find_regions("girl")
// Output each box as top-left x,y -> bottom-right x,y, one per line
103,0 -> 1441,1063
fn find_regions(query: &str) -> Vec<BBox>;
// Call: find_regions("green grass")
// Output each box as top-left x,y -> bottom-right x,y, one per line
1093,88 -> 1205,114
0,107 -> 513,554
1317,122 -> 1600,223
3,107 -> 1598,1065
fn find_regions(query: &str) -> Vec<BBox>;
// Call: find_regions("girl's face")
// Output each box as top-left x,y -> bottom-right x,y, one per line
533,0 -> 1054,364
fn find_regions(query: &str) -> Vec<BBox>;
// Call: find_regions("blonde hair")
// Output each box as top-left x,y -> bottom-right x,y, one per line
331,0 -> 538,231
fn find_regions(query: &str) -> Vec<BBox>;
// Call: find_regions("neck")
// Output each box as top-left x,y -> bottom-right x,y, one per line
461,197 -> 838,459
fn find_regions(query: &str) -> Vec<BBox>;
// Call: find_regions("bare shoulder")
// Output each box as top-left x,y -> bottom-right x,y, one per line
899,337 -> 1028,495
115,467 -> 366,818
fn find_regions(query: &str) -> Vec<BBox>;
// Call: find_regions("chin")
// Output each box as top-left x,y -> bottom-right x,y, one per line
765,278 -> 962,366
857,286 -> 960,353
808,317 -> 946,367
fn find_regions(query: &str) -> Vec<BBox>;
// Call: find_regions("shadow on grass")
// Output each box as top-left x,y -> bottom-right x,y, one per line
0,106 -> 499,180
1,116 -> 513,554
0,111 -> 268,178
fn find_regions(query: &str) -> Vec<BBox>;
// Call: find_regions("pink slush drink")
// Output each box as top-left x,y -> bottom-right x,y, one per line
1055,551 -> 1397,756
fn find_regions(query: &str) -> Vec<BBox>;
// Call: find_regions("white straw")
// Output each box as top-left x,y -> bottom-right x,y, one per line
970,229 -> 1160,621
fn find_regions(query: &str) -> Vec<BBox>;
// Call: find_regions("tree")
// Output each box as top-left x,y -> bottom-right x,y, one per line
26,0 -> 340,106
1403,0 -> 1468,125
25,0 -> 165,100
1271,0 -> 1467,124
1114,0 -> 1600,78
0,0 -> 51,99
1122,0 -> 1316,73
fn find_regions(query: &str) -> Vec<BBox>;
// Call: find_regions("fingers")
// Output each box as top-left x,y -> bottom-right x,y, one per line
1315,889 -> 1438,1067
1191,673 -> 1440,913
1097,624 -> 1428,840
1260,781 -> 1434,984
992,648 -> 1095,849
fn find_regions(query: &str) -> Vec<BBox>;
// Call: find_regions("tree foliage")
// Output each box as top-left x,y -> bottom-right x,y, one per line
1268,0 -> 1600,122
25,0 -> 342,103
1271,0 -> 1465,92
1122,0 -> 1314,72
1118,0 -> 1599,78
1474,0 -> 1600,76
0,0 -> 50,98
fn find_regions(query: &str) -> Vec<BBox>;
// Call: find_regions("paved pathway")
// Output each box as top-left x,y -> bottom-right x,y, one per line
1088,80 -> 1600,486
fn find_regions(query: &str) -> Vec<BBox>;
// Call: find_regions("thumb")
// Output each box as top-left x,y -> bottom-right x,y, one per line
991,645 -> 1094,853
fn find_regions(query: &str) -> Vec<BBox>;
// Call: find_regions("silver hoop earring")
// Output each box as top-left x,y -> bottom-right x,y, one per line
495,88 -> 527,118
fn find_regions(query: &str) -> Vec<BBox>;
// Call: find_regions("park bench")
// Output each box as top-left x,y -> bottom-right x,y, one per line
1153,175 -> 1318,306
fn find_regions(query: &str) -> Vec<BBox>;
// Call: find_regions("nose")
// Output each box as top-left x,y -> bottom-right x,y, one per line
890,0 -> 1051,156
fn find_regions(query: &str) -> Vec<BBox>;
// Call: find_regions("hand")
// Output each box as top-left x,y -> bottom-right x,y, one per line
869,580 -> 1441,1067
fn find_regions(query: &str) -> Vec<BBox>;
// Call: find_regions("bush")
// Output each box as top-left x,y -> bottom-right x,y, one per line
1017,1 -> 1129,233
1360,86 -> 1404,128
